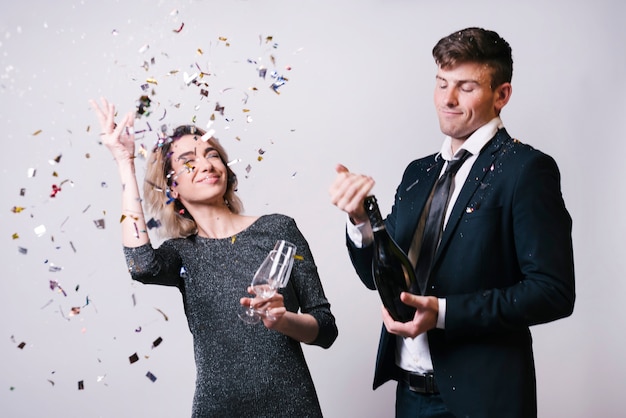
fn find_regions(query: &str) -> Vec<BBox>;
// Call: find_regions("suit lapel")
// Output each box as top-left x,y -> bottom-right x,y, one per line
435,130 -> 511,263
395,155 -> 444,252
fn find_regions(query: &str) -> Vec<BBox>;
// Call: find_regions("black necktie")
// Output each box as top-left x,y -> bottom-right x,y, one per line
415,150 -> 471,295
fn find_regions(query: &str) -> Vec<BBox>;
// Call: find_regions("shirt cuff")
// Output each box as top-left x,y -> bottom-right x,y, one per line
436,298 -> 446,329
346,214 -> 373,248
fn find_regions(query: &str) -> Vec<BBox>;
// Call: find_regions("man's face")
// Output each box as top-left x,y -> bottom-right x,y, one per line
434,62 -> 510,143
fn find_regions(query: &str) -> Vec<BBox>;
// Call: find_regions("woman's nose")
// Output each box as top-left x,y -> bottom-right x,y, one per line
195,156 -> 214,172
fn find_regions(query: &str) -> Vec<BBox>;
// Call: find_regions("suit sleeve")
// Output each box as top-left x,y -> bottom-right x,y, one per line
444,152 -> 575,338
346,163 -> 408,291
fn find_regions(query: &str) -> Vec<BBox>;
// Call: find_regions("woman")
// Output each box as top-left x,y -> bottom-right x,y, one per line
90,97 -> 338,417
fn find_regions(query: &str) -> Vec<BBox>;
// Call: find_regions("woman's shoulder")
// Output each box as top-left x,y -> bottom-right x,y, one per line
254,213 -> 295,227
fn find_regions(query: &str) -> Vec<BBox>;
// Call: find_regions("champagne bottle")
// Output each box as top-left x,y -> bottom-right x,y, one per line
363,195 -> 417,322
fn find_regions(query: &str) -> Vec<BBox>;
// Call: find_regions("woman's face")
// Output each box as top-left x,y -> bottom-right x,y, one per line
167,134 -> 228,208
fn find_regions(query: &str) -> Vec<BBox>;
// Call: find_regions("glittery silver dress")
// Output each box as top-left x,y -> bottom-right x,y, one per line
123,214 -> 337,418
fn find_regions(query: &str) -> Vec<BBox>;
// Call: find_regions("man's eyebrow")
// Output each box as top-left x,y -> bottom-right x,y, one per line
436,75 -> 480,85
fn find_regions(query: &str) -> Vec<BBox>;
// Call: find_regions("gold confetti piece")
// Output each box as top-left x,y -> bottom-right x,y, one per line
218,36 -> 227,42
257,156 -> 263,162
120,214 -> 127,223
12,233 -> 19,239
294,255 -> 304,261
242,109 -> 250,113
146,78 -> 158,85
231,235 -> 237,244
155,307 -> 169,321
197,48 -> 203,55
11,206 -> 25,213
32,129 -> 42,136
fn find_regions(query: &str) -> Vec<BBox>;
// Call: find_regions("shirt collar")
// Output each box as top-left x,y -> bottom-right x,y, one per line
439,117 -> 504,161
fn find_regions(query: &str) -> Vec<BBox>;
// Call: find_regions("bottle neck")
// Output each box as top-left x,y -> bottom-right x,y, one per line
363,195 -> 385,232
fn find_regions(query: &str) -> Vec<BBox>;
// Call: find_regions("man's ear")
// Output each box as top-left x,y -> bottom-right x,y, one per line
495,82 -> 512,113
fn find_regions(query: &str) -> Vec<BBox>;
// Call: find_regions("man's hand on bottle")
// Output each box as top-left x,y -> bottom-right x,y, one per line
381,293 -> 439,338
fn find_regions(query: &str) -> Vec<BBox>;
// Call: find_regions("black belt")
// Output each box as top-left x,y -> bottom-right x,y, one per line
396,368 -> 439,394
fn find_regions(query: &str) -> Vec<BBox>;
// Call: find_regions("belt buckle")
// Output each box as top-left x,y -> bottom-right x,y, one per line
407,372 -> 437,394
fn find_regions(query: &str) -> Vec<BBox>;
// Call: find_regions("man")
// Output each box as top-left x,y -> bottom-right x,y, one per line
329,27 -> 575,418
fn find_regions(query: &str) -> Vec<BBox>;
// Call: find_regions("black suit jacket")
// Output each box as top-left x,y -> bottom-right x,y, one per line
347,129 -> 575,418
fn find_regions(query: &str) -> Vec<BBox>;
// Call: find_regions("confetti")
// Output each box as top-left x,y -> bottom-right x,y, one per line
50,184 -> 62,197
78,380 -> 84,390
146,218 -> 161,229
12,233 -> 19,240
32,129 -> 42,136
11,206 -> 25,213
49,280 -> 67,296
34,225 -> 46,237
48,264 -> 63,273
173,22 -> 184,33
154,308 -> 169,321
152,337 -> 163,348
136,95 -> 152,117
146,371 -> 157,382
129,353 -> 139,364
93,219 -> 105,229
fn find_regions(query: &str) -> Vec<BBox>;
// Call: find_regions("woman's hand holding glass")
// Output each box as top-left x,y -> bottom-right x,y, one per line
238,241 -> 297,325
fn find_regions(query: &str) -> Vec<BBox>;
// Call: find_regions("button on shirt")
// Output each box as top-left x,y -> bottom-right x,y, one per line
346,117 -> 504,374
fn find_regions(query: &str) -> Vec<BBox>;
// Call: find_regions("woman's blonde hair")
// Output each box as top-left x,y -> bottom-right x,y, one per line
143,125 -> 243,238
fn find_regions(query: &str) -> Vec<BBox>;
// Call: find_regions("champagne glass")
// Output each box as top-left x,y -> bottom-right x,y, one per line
272,240 -> 297,288
238,244 -> 296,324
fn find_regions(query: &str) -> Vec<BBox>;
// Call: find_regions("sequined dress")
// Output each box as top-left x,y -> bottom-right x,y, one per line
123,214 -> 338,417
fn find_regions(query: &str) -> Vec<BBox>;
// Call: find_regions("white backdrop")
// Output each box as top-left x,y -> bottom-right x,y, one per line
1,1 -> 625,417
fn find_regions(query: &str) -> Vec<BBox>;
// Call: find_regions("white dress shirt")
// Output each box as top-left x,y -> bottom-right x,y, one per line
347,117 -> 503,373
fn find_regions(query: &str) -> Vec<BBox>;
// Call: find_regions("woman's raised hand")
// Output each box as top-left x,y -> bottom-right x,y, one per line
89,97 -> 136,164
